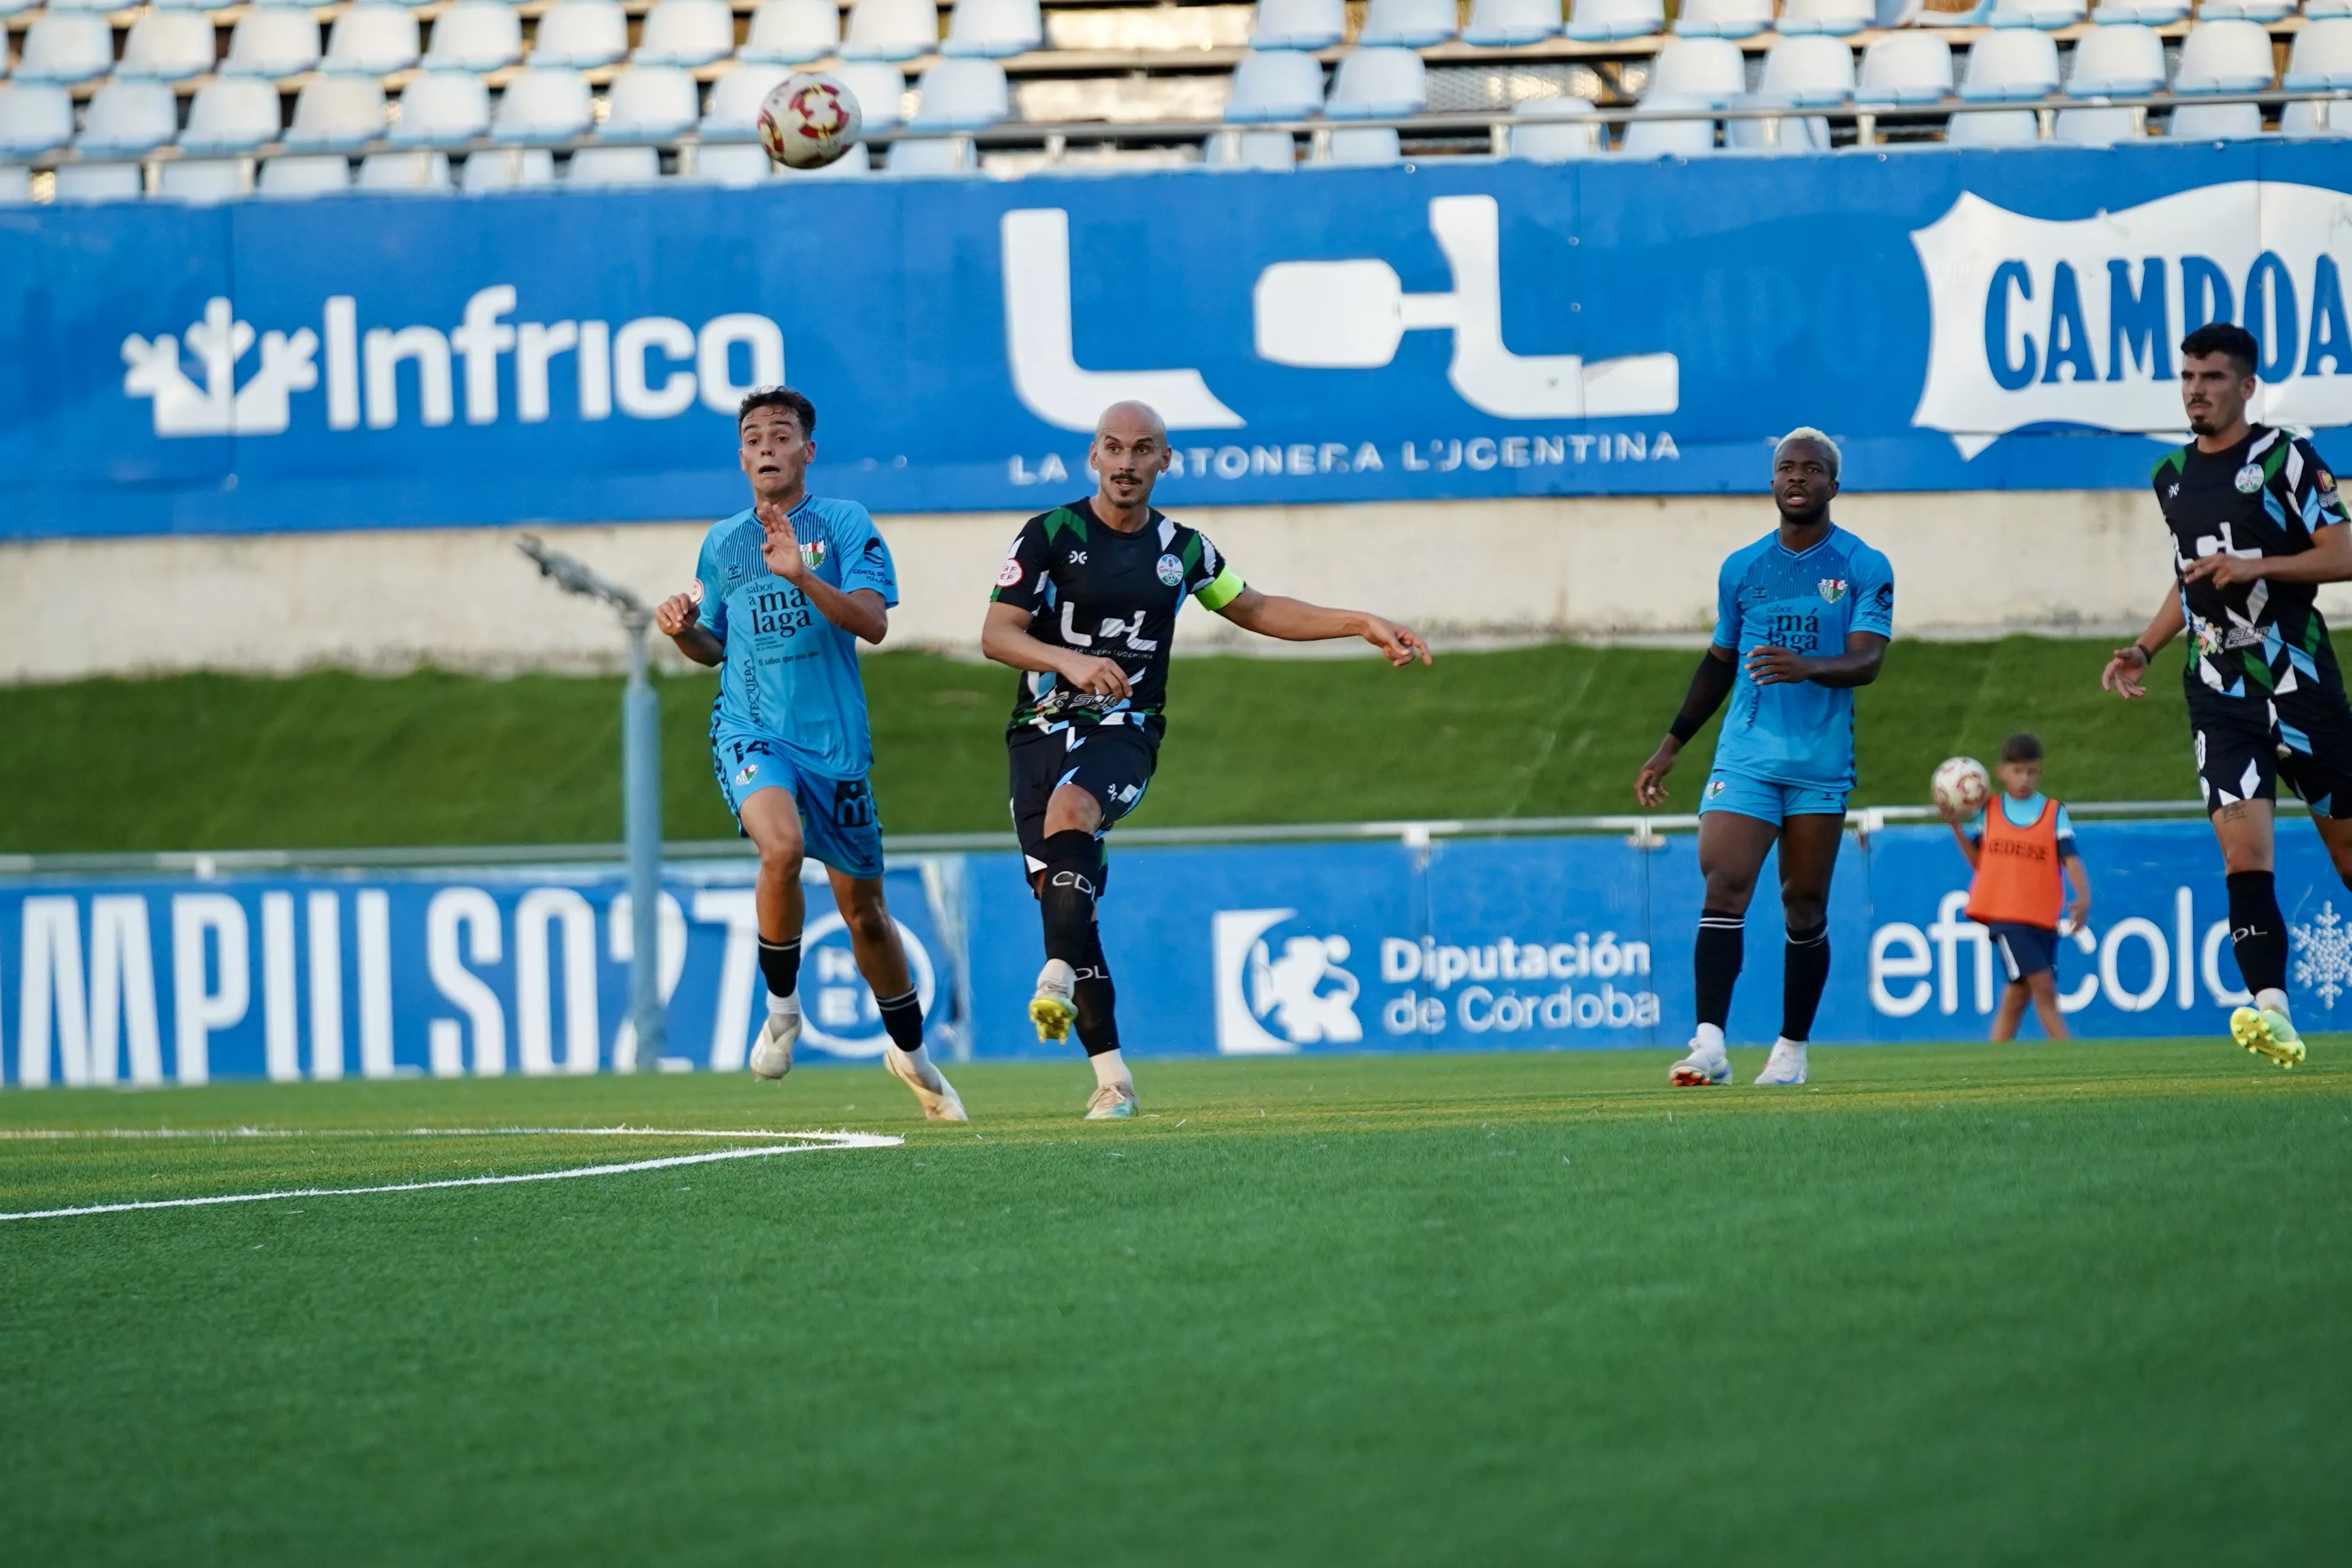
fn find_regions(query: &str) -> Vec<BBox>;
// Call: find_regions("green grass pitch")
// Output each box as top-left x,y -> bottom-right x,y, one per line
3,1045 -> 2344,1563
0,635 -> 2206,852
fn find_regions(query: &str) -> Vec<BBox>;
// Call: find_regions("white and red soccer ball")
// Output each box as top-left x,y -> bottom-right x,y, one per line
1931,755 -> 1992,814
758,74 -> 863,170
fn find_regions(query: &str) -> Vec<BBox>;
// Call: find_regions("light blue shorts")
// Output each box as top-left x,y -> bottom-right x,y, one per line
712,725 -> 885,880
1698,770 -> 1848,826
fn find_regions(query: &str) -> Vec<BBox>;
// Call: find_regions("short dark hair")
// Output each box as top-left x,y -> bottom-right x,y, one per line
1999,731 -> 2044,765
2180,323 -> 2259,379
738,386 -> 816,438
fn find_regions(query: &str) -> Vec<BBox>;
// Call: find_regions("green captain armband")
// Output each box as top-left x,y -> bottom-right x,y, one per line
1194,566 -> 1246,612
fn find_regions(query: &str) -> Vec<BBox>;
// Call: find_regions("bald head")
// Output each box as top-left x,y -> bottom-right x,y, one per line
1095,400 -> 1167,444
1090,401 -> 1172,522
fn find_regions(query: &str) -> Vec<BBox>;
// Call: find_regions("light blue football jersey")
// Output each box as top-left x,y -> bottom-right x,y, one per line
694,496 -> 898,778
1708,525 -> 1895,791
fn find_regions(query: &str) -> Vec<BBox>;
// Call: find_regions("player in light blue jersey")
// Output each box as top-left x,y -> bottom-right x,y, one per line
655,388 -> 966,1121
1634,428 -> 1893,1088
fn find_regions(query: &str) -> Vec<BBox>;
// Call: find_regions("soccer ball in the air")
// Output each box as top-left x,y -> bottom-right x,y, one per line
758,74 -> 863,170
1931,756 -> 1992,814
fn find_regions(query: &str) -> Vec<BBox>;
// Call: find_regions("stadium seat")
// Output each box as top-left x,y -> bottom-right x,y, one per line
13,15 -> 117,84
2195,0 -> 2293,19
741,0 -> 842,63
568,145 -> 663,183
358,149 -> 455,191
0,168 -> 29,206
1509,95 -> 1601,159
1218,129 -> 1297,169
909,57 -> 1012,127
259,154 -> 354,197
1945,103 -> 2042,143
2087,0 -> 2188,24
2306,0 -> 2352,18
1357,0 -> 1459,48
52,163 -> 146,201
388,72 -> 495,147
944,0 -> 1045,57
491,68 -> 595,143
1327,47 -> 1428,118
461,147 -> 557,189
1984,0 -> 2086,27
831,61 -> 910,128
1959,27 -> 2060,100
1623,93 -> 1718,154
702,63 -> 792,140
179,77 -> 285,153
603,65 -> 703,137
146,0 -> 222,10
2066,23 -> 2166,96
693,143 -> 773,185
1674,0 -> 1774,39
323,6 -> 423,75
634,0 -> 736,66
2284,20 -> 2352,88
1564,0 -> 1662,42
1857,32 -> 1955,103
222,8 -> 324,77
1649,36 -> 1748,101
1250,0 -> 1347,48
1465,0 -> 1563,45
842,0 -> 941,60
529,1 -> 629,68
157,160 -> 250,200
779,142 -> 871,175
1325,125 -> 1401,163
1723,93 -> 1831,151
2054,103 -> 2145,143
117,11 -> 219,81
284,76 -> 389,150
2175,20 -> 2277,95
1777,0 -> 1873,34
2166,100 -> 2262,139
1226,50 -> 1326,120
1760,36 -> 1857,105
421,2 -> 526,71
77,80 -> 180,158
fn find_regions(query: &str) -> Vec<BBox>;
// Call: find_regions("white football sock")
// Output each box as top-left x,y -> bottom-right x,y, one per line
892,1042 -> 935,1075
1773,1037 -> 1808,1058
1090,1048 -> 1132,1090
2255,988 -> 2291,1019
1694,1023 -> 1726,1054
768,990 -> 799,1016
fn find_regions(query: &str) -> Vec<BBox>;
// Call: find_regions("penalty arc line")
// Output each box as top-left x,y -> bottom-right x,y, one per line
0,1132 -> 902,1223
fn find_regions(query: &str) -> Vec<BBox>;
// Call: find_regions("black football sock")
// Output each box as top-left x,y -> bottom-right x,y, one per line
876,988 -> 924,1053
2226,871 -> 2289,998
757,937 -> 801,1003
1782,920 -> 1831,1042
1694,909 -> 1744,1031
1037,829 -> 1102,969
1073,924 -> 1120,1057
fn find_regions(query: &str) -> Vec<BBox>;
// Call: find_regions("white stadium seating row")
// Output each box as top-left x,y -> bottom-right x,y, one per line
1,1 -> 2347,196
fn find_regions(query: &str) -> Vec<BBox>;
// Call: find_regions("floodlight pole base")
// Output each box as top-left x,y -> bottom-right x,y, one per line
622,611 -> 665,1071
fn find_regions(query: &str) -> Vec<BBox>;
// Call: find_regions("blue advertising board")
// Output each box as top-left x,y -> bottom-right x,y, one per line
6,820 -> 2350,1086
5,146 -> 2351,538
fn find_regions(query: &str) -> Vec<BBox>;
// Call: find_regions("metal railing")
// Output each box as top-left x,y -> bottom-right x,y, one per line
0,797 -> 2272,876
20,85 -> 2351,185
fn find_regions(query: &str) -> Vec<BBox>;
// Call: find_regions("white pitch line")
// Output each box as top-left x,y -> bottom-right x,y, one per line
0,1126 -> 870,1141
0,1131 -> 901,1222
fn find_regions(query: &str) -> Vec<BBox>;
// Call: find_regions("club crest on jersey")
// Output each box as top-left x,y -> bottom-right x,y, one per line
1156,553 -> 1184,587
801,540 -> 828,571
1707,777 -> 1726,799
734,764 -> 759,786
996,556 -> 1024,589
2235,464 -> 2264,494
1818,578 -> 1848,603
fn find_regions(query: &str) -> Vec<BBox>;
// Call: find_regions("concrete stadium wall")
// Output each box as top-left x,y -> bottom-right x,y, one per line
0,489 -> 2298,682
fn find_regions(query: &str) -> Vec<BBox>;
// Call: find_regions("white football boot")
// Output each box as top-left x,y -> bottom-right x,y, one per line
1084,1081 -> 1138,1120
1029,958 -> 1077,1043
1753,1039 -> 1808,1085
884,1045 -> 970,1122
748,1005 -> 800,1080
1670,1036 -> 1732,1086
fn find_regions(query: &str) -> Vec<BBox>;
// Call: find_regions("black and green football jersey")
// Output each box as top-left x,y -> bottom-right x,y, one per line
989,499 -> 1247,737
2154,425 -> 2350,703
